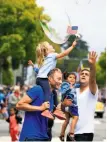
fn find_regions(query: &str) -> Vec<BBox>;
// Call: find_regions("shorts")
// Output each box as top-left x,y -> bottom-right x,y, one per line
69,106 -> 79,116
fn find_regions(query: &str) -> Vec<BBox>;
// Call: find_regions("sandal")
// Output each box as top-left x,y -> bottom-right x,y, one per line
67,133 -> 75,141
59,135 -> 65,141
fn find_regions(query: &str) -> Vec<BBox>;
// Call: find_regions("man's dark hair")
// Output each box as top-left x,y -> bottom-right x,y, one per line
63,71 -> 76,80
47,68 -> 62,77
81,68 -> 90,72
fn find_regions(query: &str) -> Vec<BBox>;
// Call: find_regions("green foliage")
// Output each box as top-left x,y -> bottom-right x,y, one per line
96,50 -> 106,88
2,68 -> 14,85
12,57 -> 21,69
67,35 -> 89,59
0,0 -> 50,68
98,51 -> 106,70
0,0 -> 51,84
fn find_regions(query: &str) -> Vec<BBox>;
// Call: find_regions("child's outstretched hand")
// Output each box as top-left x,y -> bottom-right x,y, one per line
72,40 -> 77,47
28,60 -> 34,68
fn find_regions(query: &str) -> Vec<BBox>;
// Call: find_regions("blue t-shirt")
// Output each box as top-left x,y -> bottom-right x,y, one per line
37,53 -> 58,78
19,85 -> 49,141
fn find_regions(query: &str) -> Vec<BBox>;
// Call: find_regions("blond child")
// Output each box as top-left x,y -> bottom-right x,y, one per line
28,41 -> 77,119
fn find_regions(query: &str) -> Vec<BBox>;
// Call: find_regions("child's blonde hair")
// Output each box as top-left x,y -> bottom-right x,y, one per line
36,41 -> 49,67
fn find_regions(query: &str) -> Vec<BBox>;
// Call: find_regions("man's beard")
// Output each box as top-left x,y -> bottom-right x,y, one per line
51,83 -> 60,90
80,82 -> 89,87
51,84 -> 57,90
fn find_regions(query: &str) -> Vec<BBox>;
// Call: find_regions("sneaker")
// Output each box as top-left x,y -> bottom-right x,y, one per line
53,109 -> 66,120
59,135 -> 64,141
41,110 -> 54,120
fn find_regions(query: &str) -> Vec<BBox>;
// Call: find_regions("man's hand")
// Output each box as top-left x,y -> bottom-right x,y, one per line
62,98 -> 72,107
40,102 -> 50,111
88,51 -> 98,65
88,51 -> 98,95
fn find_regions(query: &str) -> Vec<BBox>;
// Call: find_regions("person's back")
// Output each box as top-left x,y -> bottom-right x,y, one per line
19,85 -> 49,141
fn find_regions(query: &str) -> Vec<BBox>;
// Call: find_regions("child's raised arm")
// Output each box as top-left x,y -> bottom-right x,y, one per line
28,60 -> 34,68
56,40 -> 77,59
28,60 -> 39,74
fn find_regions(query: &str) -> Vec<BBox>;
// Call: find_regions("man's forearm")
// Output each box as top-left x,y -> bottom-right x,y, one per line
89,63 -> 96,82
16,103 -> 42,112
89,63 -> 97,94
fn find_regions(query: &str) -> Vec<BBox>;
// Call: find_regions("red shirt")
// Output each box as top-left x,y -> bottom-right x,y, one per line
9,115 -> 18,130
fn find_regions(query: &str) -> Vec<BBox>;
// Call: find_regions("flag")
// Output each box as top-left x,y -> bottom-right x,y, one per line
67,26 -> 78,35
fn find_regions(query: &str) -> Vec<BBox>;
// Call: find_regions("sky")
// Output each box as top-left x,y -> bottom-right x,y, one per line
36,0 -> 106,56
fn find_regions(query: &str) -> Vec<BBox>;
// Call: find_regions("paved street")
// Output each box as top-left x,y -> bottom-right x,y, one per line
0,112 -> 106,142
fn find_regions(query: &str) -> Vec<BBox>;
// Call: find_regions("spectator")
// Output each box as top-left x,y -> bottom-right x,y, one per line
66,51 -> 98,141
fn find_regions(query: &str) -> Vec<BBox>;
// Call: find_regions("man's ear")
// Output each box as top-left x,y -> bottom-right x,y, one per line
48,76 -> 53,83
48,76 -> 51,82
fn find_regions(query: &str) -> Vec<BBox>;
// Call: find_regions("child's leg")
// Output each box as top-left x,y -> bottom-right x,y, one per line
66,115 -> 78,141
36,78 -> 51,101
60,112 -> 70,136
67,106 -> 79,140
36,78 -> 54,120
69,115 -> 78,135
10,128 -> 17,141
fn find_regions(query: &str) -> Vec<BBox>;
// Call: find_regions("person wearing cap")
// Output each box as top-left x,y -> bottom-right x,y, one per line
66,51 -> 98,141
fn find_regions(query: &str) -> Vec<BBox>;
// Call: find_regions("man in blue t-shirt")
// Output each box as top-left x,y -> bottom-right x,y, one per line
16,68 -> 63,141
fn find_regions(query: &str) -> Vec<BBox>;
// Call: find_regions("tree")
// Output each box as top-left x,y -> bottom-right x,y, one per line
0,0 -> 50,84
67,35 -> 89,59
2,68 -> 14,85
96,50 -> 106,88
0,0 -> 50,69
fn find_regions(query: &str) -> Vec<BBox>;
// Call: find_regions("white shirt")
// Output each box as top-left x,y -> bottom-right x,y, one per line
75,87 -> 98,134
37,53 -> 58,78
